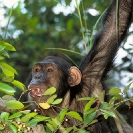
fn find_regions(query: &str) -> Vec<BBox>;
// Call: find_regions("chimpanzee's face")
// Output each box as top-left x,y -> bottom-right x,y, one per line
28,62 -> 62,103
28,56 -> 81,104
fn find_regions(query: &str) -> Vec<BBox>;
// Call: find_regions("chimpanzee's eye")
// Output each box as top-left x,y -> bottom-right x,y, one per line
35,68 -> 40,72
33,64 -> 42,73
46,66 -> 54,72
47,68 -> 53,72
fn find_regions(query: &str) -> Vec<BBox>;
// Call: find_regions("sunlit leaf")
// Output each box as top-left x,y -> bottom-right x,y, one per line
0,83 -> 15,95
0,45 -> 5,51
39,102 -> 50,109
0,112 -> 10,120
21,113 -> 38,122
2,76 -> 14,82
9,112 -> 22,119
84,108 -> 96,116
0,55 -> 4,60
20,110 -> 31,114
84,98 -> 95,112
0,50 -> 10,58
99,90 -> 105,102
103,114 -> 109,119
0,62 -> 17,76
48,118 -> 58,129
52,98 -> 62,105
12,80 -> 26,91
46,123 -> 55,132
108,88 -> 121,95
0,41 -> 16,51
8,124 -> 17,133
78,97 -> 96,101
6,100 -> 24,109
32,115 -> 50,122
58,108 -> 68,123
44,87 -> 56,95
66,111 -> 83,121
46,94 -> 57,104
123,82 -> 133,94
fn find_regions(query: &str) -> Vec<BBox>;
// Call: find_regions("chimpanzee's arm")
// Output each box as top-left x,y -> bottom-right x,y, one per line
79,0 -> 133,97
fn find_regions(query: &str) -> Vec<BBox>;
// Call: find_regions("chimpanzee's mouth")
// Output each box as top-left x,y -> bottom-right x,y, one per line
28,85 -> 45,98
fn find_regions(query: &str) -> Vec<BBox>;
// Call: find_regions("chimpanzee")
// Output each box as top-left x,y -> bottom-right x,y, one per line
27,0 -> 133,132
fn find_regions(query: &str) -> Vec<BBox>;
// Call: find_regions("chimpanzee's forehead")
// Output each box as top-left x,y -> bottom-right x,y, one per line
40,56 -> 72,70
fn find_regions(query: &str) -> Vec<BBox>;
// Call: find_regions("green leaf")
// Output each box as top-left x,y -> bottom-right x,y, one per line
66,111 -> 83,122
78,97 -> 96,101
0,83 -> 15,95
84,112 -> 96,126
99,102 -> 109,109
0,45 -> 5,51
100,109 -> 115,118
108,88 -> 121,95
9,112 -> 22,119
52,98 -> 62,105
20,110 -> 31,114
21,113 -> 38,122
12,80 -> 26,91
0,55 -> 4,60
63,127 -> 73,133
26,120 -> 37,126
32,115 -> 50,122
109,94 -> 122,104
103,114 -> 109,119
6,100 -> 24,109
46,123 -> 55,132
58,108 -> 68,123
45,126 -> 52,133
46,94 -> 57,104
0,41 -> 16,51
0,62 -> 18,76
84,108 -> 96,116
84,98 -> 95,112
0,112 -> 10,120
123,82 -> 133,94
0,50 -> 10,58
2,76 -> 14,82
88,119 -> 98,125
48,118 -> 58,129
44,87 -> 56,95
8,124 -> 17,133
99,90 -> 105,102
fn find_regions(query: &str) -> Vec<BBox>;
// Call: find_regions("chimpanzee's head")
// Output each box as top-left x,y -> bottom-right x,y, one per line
28,56 -> 82,103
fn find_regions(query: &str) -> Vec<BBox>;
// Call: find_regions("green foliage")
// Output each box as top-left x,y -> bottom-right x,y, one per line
44,87 -> 56,95
6,100 -> 24,109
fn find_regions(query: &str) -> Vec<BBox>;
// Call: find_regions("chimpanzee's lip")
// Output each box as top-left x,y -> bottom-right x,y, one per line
28,85 -> 45,98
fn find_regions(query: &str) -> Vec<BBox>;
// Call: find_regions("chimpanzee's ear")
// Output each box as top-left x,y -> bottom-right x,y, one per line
68,66 -> 82,87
